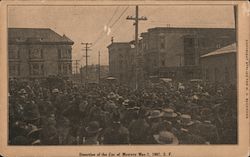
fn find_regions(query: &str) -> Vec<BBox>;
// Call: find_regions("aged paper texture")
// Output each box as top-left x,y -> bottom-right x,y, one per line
0,0 -> 249,157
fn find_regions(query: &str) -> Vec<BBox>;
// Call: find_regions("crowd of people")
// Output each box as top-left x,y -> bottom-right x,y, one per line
9,77 -> 237,145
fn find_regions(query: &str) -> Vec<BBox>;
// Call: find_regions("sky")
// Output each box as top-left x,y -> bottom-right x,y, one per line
8,5 -> 235,66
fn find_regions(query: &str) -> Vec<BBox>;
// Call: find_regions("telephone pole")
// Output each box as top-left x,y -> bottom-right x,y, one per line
81,42 -> 92,86
126,5 -> 147,89
98,50 -> 101,84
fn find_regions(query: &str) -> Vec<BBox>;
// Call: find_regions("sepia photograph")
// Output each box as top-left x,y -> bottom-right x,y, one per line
6,3 -> 239,146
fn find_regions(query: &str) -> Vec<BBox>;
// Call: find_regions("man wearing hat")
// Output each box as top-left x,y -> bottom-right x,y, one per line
162,108 -> 178,128
23,100 -> 40,125
83,121 -> 102,145
153,131 -> 179,145
148,110 -> 164,134
178,128 -> 207,144
102,112 -> 129,144
128,108 -> 150,144
56,116 -> 76,145
194,120 -> 220,144
177,114 -> 196,133
40,115 -> 59,145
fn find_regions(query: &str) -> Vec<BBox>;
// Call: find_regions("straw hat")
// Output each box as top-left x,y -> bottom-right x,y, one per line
52,88 -> 59,94
177,114 -> 194,126
148,110 -> 164,119
162,108 -> 177,118
153,131 -> 179,144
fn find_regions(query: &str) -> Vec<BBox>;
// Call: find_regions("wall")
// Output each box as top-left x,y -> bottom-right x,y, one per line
8,43 -> 73,79
201,53 -> 236,84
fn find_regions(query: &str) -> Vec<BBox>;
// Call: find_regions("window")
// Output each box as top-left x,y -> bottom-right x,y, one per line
214,68 -> 218,82
225,67 -> 229,82
9,64 -> 20,76
30,63 -> 44,76
216,44 -> 221,49
184,37 -> 196,66
29,48 -> 43,59
58,49 -> 71,59
58,63 -> 71,75
58,49 -> 62,59
159,36 -> 165,49
161,59 -> 165,66
184,38 -> 194,47
205,69 -> 209,81
67,49 -> 71,58
9,47 -> 19,59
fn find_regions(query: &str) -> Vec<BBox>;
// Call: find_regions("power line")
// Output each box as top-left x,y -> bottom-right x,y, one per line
106,6 -> 120,26
92,6 -> 121,46
92,6 -> 130,48
126,5 -> 147,89
110,6 -> 129,28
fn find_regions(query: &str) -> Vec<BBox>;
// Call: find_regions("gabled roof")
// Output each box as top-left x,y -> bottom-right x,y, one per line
201,43 -> 236,58
8,28 -> 74,44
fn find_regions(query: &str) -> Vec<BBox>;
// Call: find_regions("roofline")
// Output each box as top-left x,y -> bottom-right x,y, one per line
8,27 -> 74,45
201,51 -> 235,58
107,42 -> 130,48
8,41 -> 74,45
148,27 -> 236,31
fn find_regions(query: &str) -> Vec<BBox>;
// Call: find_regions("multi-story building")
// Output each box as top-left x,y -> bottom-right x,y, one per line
8,28 -> 74,79
140,27 -> 236,80
107,42 -> 135,86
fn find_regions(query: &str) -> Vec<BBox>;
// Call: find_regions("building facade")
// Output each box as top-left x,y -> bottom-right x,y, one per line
107,42 -> 135,86
8,28 -> 74,79
140,27 -> 236,80
200,43 -> 236,85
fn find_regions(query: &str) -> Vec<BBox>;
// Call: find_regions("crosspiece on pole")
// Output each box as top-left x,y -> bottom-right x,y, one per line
126,16 -> 147,20
126,5 -> 147,89
81,42 -> 92,85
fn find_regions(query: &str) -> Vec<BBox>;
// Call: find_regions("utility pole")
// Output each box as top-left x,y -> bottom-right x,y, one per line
98,50 -> 101,84
80,65 -> 83,83
81,42 -> 92,86
126,5 -> 147,89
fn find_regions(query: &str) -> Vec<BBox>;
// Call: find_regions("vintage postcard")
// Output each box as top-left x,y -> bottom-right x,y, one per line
0,0 -> 249,157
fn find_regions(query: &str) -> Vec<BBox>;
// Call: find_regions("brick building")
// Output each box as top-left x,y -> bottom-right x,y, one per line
8,28 -> 74,79
107,42 -> 135,86
201,43 -> 236,85
140,27 -> 236,80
